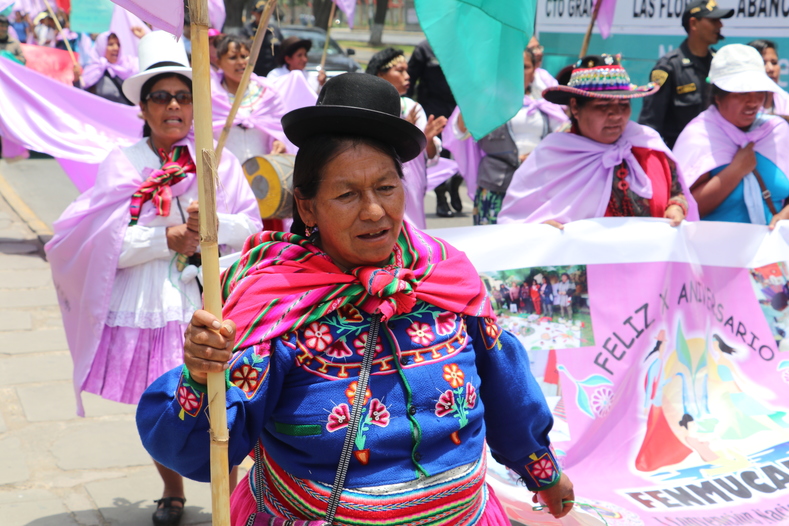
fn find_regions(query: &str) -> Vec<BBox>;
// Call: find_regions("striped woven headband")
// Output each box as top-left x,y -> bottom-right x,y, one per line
568,64 -> 633,92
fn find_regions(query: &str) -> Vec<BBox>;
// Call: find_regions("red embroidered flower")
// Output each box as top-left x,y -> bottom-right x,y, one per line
231,364 -> 260,393
443,363 -> 465,388
304,322 -> 333,352
353,333 -> 384,356
435,311 -> 457,336
327,403 -> 351,432
435,389 -> 455,417
178,386 -> 200,412
369,398 -> 390,427
465,382 -> 477,409
406,322 -> 435,346
337,304 -> 364,323
530,457 -> 555,480
325,340 -> 353,359
483,318 -> 500,339
345,381 -> 372,406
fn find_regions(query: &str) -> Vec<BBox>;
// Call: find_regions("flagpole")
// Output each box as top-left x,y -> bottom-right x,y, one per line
320,1 -> 336,71
188,0 -> 231,523
579,0 -> 603,58
42,0 -> 83,87
215,0 -> 277,162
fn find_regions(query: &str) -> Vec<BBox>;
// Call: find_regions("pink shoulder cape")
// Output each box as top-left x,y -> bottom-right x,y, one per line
81,31 -> 139,88
44,139 -> 261,416
498,121 -> 699,224
211,72 -> 317,154
772,89 -> 789,116
673,106 -> 789,189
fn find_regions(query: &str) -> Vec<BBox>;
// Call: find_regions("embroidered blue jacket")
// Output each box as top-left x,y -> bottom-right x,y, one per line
136,301 -> 561,491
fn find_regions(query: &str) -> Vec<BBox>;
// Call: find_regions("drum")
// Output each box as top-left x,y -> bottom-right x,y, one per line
242,154 -> 295,219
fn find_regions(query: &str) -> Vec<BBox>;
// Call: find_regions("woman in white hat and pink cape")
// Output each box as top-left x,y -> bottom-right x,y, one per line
45,31 -> 261,526
674,44 -> 789,226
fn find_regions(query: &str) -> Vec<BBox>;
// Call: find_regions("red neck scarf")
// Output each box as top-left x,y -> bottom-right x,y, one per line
129,146 -> 196,226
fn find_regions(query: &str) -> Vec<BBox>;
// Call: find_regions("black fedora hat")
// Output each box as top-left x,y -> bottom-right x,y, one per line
282,73 -> 426,162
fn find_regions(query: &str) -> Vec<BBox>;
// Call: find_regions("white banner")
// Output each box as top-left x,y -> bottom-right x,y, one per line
536,0 -> 789,37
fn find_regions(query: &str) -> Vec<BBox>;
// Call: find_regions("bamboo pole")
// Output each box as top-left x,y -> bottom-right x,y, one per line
42,0 -> 83,87
215,0 -> 277,162
188,0 -> 230,523
319,1 -> 337,70
578,0 -> 603,58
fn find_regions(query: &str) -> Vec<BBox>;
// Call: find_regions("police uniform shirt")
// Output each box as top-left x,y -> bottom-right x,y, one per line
638,39 -> 713,149
405,41 -> 456,120
242,21 -> 282,77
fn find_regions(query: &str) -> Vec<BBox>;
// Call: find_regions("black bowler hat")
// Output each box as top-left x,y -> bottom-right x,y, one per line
682,0 -> 733,30
282,73 -> 426,162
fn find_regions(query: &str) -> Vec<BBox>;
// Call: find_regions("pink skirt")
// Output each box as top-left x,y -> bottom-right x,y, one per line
228,469 -> 512,526
82,322 -> 186,405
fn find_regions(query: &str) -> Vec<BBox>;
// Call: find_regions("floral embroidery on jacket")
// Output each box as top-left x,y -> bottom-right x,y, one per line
525,452 -> 560,487
352,332 -> 384,356
230,351 -> 268,399
325,339 -> 353,359
479,317 -> 503,350
177,378 -> 204,420
434,364 -> 476,438
326,384 -> 390,465
304,321 -> 333,351
435,311 -> 457,336
337,304 -> 364,323
327,403 -> 351,432
345,381 -> 372,406
406,321 -> 436,346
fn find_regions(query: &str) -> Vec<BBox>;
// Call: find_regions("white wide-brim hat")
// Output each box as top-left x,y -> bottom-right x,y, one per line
710,44 -> 782,94
122,31 -> 192,105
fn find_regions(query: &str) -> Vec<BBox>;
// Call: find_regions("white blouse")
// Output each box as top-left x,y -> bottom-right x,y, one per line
107,140 -> 258,329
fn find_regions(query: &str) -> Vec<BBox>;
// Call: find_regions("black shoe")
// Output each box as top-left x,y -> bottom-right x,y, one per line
449,174 -> 463,212
436,201 -> 455,218
153,497 -> 185,526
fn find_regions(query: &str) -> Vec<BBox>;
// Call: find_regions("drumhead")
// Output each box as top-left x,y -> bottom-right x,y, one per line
242,154 -> 295,219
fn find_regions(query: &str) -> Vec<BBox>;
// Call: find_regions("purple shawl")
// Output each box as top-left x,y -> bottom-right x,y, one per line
211,72 -> 316,154
44,138 -> 261,416
498,121 -> 699,224
442,96 -> 568,198
673,106 -> 789,189
773,89 -> 789,115
535,67 -> 559,89
81,32 -> 139,89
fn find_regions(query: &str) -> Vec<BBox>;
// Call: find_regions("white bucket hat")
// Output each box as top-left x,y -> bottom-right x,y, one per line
122,31 -> 192,105
710,44 -> 781,94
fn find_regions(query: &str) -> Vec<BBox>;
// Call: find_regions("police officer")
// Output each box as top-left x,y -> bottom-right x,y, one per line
406,40 -> 463,217
242,0 -> 283,77
638,0 -> 733,148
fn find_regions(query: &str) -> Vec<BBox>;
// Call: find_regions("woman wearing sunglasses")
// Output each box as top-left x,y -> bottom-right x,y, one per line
45,32 -> 261,526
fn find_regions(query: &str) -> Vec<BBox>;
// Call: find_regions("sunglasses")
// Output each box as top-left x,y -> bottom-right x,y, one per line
146,90 -> 193,105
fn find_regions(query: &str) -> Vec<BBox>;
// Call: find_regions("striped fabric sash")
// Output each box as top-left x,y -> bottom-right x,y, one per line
250,448 -> 488,526
221,222 -> 494,352
128,146 -> 196,226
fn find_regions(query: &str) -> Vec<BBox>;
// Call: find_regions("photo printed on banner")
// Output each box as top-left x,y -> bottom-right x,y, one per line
749,262 -> 789,357
480,264 -> 595,352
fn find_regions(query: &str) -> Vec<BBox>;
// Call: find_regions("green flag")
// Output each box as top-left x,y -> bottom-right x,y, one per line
415,0 -> 535,140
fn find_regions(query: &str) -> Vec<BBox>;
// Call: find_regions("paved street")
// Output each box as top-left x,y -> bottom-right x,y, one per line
0,157 -> 471,525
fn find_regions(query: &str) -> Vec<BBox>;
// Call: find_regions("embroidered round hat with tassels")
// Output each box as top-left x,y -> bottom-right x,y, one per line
542,54 -> 660,105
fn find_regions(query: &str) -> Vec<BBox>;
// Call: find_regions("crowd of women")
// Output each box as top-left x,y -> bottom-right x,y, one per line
20,12 -> 789,525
